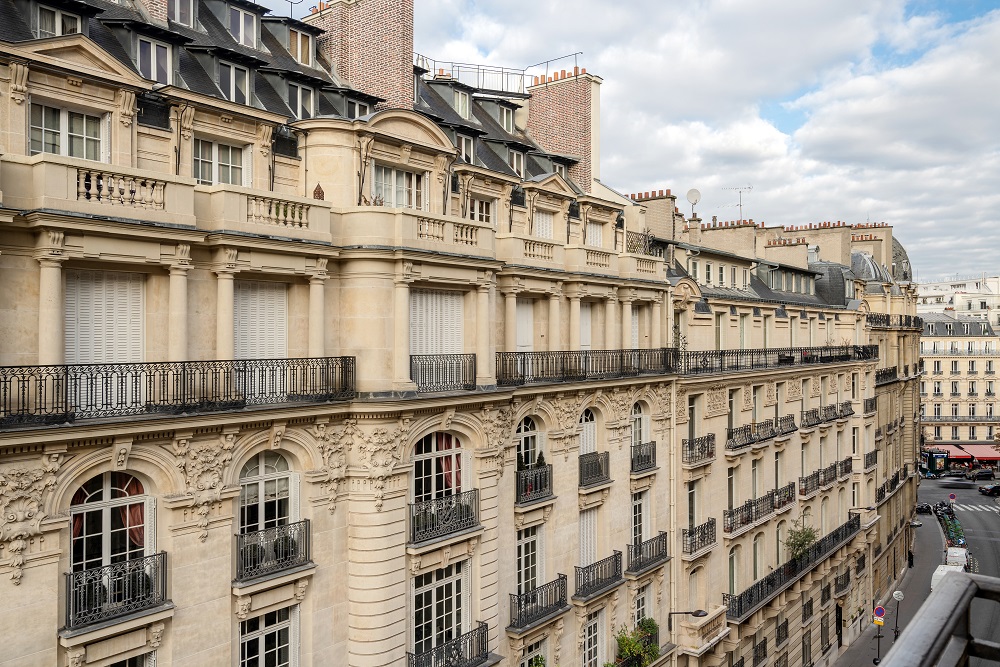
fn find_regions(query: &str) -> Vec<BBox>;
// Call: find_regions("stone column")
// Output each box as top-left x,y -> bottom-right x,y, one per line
37,257 -> 65,365
394,279 -> 412,386
476,277 -> 495,386
216,271 -> 235,360
569,295 -> 581,351
606,297 -> 619,350
504,291 -> 518,352
621,298 -> 634,349
667,288 -> 676,346
652,298 -> 662,349
548,288 -> 561,352
308,274 -> 327,358
168,265 -> 189,361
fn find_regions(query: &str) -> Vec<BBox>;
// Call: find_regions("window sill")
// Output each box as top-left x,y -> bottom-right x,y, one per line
59,603 -> 174,645
406,525 -> 484,557
232,562 -> 316,597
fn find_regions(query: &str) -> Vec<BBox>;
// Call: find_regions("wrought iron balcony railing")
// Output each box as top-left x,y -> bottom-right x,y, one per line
630,440 -> 656,473
575,551 -> 622,599
508,574 -> 568,630
235,520 -> 311,582
799,471 -> 820,496
724,493 -> 775,534
865,313 -> 923,331
819,463 -> 838,487
727,418 -> 777,451
864,397 -> 877,413
801,408 -> 822,428
821,404 -> 839,422
875,367 -> 900,386
864,450 -> 878,469
777,414 -> 798,435
579,451 -> 611,487
856,554 -> 866,574
409,490 -> 480,544
837,457 -> 853,478
682,518 -> 717,555
682,434 -> 716,466
802,598 -> 814,622
754,638 -> 768,667
1,357 -> 355,429
775,482 -> 796,510
627,531 -> 669,574
65,552 -> 168,630
821,584 -> 831,605
496,348 -> 678,386
515,464 -> 553,505
723,515 -> 860,622
835,571 -> 851,594
839,401 -> 855,417
407,620 -> 489,667
776,618 -> 789,645
411,354 -> 476,392
678,344 -> 877,374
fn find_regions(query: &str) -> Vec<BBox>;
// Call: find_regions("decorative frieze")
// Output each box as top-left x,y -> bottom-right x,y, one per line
171,432 -> 236,541
0,453 -> 62,584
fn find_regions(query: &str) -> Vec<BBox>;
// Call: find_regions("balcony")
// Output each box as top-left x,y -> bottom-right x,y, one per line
723,515 -> 861,623
799,471 -> 820,497
626,531 -> 669,575
753,638 -> 768,667
821,583 -> 831,606
507,574 -> 569,631
801,408 -> 822,428
682,434 -> 716,467
726,419 -> 777,452
682,518 -> 717,556
776,414 -> 798,435
64,552 -> 169,631
834,570 -> 851,595
496,349 -> 677,386
875,367 -> 900,386
865,314 -> 923,331
818,463 -> 838,488
565,245 -> 619,276
235,520 -> 312,584
340,207 -> 494,259
677,345 -> 877,375
574,551 -> 623,600
410,354 -> 476,392
802,599 -> 814,622
776,618 -> 789,646
821,404 -> 839,422
864,397 -> 878,414
407,620 -> 490,667
0,357 -> 356,430
579,451 -> 611,488
837,457 -> 853,479
881,574 -> 1000,667
408,490 -> 480,545
197,183 -> 333,243
775,482 -> 796,510
863,450 -> 878,470
496,232 -> 564,270
839,401 -> 855,418
630,440 -> 657,474
855,554 -> 866,575
516,464 -> 553,505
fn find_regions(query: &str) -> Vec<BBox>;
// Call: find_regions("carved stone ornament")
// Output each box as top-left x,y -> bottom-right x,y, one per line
67,647 -> 85,667
10,61 -> 28,104
765,381 -> 777,406
655,570 -> 664,605
236,595 -> 252,619
553,394 -> 585,433
171,433 -> 235,541
295,578 -> 309,601
179,104 -> 195,140
149,621 -> 165,648
811,379 -> 821,397
0,453 -> 61,584
554,618 -> 564,663
357,418 -> 411,511
611,591 -> 620,627
706,385 -> 727,417
410,556 -> 421,576
652,384 -> 672,421
269,423 -> 285,449
257,124 -> 273,157
479,405 -> 515,450
788,379 -> 803,400
743,383 -> 754,411
118,89 -> 136,126
313,419 -> 357,512
675,389 -> 688,423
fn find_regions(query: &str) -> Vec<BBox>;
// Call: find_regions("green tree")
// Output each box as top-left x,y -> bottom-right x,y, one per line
603,619 -> 660,667
784,517 -> 818,561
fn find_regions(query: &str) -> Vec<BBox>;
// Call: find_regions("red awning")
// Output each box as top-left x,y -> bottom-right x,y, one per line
930,444 -> 1000,461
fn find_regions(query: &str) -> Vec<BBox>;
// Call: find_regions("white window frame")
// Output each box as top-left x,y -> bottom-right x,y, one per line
582,610 -> 605,667
516,525 -> 543,594
373,163 -> 427,210
138,37 -> 171,85
288,28 -> 312,66
229,5 -> 256,47
346,100 -> 370,119
457,134 -> 474,163
631,491 -> 648,546
193,137 -> 247,186
634,583 -> 649,623
500,106 -> 514,133
509,150 -> 524,178
37,5 -> 80,38
287,83 -> 314,120
411,432 -> 464,502
29,103 -> 105,162
454,89 -> 470,118
552,162 -> 565,178
533,209 -> 554,239
219,61 -> 250,104
239,606 -> 298,667
468,197 -> 493,228
412,561 -> 469,656
519,638 -> 546,667
239,451 -> 297,533
168,0 -> 193,25
585,219 -> 603,247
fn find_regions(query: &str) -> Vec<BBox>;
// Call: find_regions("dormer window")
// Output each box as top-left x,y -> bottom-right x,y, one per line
288,83 -> 313,119
220,62 -> 249,104
37,6 -> 79,38
138,37 -> 171,84
500,106 -> 513,133
508,150 -> 524,178
289,29 -> 312,66
553,163 -> 565,178
454,90 -> 469,119
457,135 -> 473,163
168,0 -> 193,26
346,100 -> 369,119
229,7 -> 256,47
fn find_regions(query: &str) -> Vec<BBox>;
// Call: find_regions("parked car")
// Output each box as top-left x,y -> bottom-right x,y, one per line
979,484 -> 1000,497
916,502 -> 933,514
966,468 -> 996,481
944,469 -> 967,478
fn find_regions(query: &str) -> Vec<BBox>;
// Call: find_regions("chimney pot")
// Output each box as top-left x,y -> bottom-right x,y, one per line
581,68 -> 587,74
666,188 -> 671,196
574,66 -> 579,76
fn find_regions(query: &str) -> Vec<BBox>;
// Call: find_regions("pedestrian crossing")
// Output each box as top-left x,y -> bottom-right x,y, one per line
954,504 -> 1000,512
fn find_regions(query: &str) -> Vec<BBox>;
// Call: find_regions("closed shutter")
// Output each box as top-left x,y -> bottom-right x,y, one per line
631,307 -> 640,349
410,289 -> 463,354
534,210 -> 553,239
579,508 -> 597,566
516,299 -> 534,352
144,496 -> 156,555
580,419 -> 596,454
289,473 -> 300,522
65,269 -> 144,364
234,280 -> 288,359
580,303 -> 592,350
586,221 -> 602,247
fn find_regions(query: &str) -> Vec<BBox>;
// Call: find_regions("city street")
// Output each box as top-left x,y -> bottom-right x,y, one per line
835,477 -> 1000,666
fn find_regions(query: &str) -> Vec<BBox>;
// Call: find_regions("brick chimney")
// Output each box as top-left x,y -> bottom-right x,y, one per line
525,70 -> 602,193
303,0 -> 414,110
135,0 -> 167,24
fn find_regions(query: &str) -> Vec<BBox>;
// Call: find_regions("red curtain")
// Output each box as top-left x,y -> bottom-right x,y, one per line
70,487 -> 87,539
436,433 -> 461,490
119,476 -> 145,548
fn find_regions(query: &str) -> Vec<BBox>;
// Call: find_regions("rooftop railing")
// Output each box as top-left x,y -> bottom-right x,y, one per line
875,366 -> 900,386
1,357 -> 355,430
866,314 -> 923,331
677,345 -> 877,375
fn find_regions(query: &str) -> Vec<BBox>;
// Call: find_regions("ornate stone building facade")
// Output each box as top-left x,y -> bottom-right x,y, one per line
0,1 -> 920,666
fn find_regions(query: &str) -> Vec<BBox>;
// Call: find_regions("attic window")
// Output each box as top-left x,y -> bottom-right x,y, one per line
138,37 -> 171,85
457,134 -> 474,163
229,6 -> 256,48
553,163 -> 565,178
500,106 -> 513,133
289,29 -> 312,66
37,6 -> 79,38
219,61 -> 249,104
454,90 -> 469,119
346,100 -> 369,119
508,150 -> 523,178
168,0 -> 193,26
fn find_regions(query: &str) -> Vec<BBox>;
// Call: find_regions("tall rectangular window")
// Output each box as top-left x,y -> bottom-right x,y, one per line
220,62 -> 249,104
533,210 -> 554,239
687,480 -> 697,527
287,83 -> 313,120
373,164 -> 425,210
30,104 -> 102,161
582,611 -> 604,667
240,607 -> 295,667
168,0 -> 193,25
635,584 -> 649,622
288,28 -> 312,65
413,562 -> 466,656
457,134 -> 474,163
727,467 -> 737,510
454,90 -> 470,118
519,639 -> 545,667
229,6 -> 256,46
500,106 -> 514,132
138,38 -> 170,84
631,492 -> 647,546
468,198 -> 493,227
508,150 -> 524,178
193,138 -> 244,186
516,526 -> 539,594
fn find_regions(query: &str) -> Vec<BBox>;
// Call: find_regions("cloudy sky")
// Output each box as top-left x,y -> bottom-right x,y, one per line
278,0 -> 1000,280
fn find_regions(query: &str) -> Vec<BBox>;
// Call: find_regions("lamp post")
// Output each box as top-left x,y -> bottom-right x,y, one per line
892,590 -> 904,640
667,609 -> 708,632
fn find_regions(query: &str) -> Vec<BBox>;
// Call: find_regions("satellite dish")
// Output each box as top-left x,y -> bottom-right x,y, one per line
686,189 -> 701,205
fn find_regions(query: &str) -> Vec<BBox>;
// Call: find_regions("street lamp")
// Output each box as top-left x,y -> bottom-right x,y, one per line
667,609 -> 708,632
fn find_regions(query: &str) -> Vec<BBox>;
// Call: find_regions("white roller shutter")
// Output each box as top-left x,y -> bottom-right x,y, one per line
534,210 -> 554,239
65,269 -> 144,364
516,299 -> 534,352
234,280 -> 288,359
580,419 -> 596,454
410,289 -> 463,354
586,221 -> 602,247
631,308 -> 640,349
580,302 -> 592,351
580,508 -> 597,566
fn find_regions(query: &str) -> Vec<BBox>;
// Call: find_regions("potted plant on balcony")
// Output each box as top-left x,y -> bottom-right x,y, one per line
605,619 -> 660,667
785,518 -> 818,562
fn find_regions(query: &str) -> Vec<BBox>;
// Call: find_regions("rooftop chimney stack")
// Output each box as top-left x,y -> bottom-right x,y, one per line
304,0 -> 414,110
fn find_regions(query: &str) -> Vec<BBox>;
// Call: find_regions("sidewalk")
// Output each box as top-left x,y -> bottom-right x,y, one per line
834,516 -> 943,667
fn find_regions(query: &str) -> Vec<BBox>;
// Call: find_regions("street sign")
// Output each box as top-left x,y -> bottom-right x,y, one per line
874,618 -> 884,626
949,493 -> 957,501
874,606 -> 886,618
893,591 -> 904,601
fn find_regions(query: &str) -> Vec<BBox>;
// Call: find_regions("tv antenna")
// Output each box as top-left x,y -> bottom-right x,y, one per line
287,0 -> 304,19
725,185 -> 753,221
686,188 -> 701,218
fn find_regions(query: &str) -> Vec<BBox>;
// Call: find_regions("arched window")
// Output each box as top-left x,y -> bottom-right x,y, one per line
728,546 -> 741,595
753,532 -> 764,580
631,403 -> 647,447
776,520 -> 786,563
239,451 -> 294,533
517,417 -> 540,469
579,408 -> 596,454
821,497 -> 830,534
412,433 -> 463,502
803,506 -> 813,528
71,472 -> 150,571
838,488 -> 847,525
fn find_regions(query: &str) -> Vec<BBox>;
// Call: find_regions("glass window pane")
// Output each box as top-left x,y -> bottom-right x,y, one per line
220,64 -> 231,99
243,14 -> 254,45
156,44 -> 169,84
230,8 -> 240,38
300,34 -> 310,64
62,14 -> 79,34
235,68 -> 247,104
39,8 -> 55,37
301,88 -> 312,119
139,40 -> 152,79
288,30 -> 299,61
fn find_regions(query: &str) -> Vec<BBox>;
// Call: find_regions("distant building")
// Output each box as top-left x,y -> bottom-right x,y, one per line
916,275 -> 1000,324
